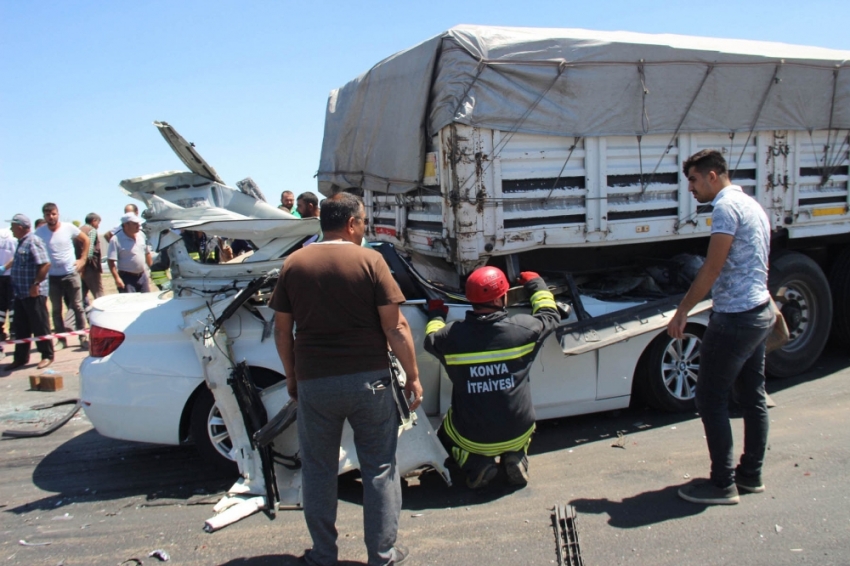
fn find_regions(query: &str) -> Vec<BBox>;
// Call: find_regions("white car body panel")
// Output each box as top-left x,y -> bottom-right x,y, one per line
82,289 -> 709,446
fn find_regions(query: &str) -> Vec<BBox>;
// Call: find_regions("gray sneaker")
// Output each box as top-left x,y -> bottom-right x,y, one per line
735,468 -> 765,493
678,481 -> 740,505
390,543 -> 409,565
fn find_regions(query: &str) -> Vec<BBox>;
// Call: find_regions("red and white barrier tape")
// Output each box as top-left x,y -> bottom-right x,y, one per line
1,329 -> 90,346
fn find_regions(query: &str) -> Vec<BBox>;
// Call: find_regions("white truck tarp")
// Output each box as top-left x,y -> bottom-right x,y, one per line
318,25 -> 850,196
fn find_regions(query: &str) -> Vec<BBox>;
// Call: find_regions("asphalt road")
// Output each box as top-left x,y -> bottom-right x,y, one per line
1,343 -> 848,565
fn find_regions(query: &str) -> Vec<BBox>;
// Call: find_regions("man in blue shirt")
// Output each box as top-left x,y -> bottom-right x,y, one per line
3,214 -> 53,372
668,149 -> 774,505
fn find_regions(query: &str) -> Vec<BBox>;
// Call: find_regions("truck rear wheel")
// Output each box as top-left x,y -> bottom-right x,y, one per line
766,252 -> 832,379
636,324 -> 704,413
829,248 -> 850,347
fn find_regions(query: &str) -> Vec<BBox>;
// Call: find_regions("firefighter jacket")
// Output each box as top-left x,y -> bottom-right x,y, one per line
424,277 -> 560,456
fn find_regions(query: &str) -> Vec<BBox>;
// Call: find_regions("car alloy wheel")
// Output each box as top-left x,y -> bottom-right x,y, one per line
637,323 -> 705,412
660,332 -> 701,401
207,403 -> 234,461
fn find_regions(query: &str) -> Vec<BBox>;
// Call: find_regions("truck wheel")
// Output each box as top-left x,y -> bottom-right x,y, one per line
190,387 -> 238,474
828,248 -> 850,347
636,324 -> 704,413
766,252 -> 832,379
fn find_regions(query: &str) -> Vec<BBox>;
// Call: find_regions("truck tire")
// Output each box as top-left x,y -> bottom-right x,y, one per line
190,387 -> 238,474
766,252 -> 832,379
828,248 -> 850,347
636,324 -> 704,413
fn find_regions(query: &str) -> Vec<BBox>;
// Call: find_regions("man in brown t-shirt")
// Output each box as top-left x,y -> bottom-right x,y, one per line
271,192 -> 421,566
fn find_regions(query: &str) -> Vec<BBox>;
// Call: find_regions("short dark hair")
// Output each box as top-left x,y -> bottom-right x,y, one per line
34,218 -> 46,228
320,193 -> 363,232
42,202 -> 58,214
683,149 -> 728,177
124,203 -> 139,213
85,212 -> 101,225
297,191 -> 319,208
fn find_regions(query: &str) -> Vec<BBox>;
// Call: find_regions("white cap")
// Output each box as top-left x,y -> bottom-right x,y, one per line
120,213 -> 142,225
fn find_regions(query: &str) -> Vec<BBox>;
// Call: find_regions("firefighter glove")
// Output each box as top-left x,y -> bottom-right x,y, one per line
518,271 -> 541,285
428,299 -> 449,319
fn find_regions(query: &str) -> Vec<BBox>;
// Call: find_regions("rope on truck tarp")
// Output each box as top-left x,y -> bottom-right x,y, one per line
545,136 -> 583,201
635,63 -> 651,194
638,62 -> 650,134
452,61 -> 567,202
812,69 -> 850,187
730,63 -> 782,180
672,64 -> 782,229
641,65 -> 714,194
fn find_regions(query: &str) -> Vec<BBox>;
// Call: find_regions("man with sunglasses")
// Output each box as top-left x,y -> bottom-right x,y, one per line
271,192 -> 421,566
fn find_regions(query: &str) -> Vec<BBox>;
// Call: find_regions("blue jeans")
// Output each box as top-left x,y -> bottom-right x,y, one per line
298,371 -> 402,566
696,302 -> 774,487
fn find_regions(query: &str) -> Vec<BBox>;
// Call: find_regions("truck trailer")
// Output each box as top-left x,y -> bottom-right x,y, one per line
318,25 -> 850,378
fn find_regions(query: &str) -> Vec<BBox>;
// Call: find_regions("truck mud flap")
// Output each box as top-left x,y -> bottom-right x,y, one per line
557,297 -> 712,356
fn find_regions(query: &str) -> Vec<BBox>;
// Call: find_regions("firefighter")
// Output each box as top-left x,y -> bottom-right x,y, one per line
424,267 -> 560,489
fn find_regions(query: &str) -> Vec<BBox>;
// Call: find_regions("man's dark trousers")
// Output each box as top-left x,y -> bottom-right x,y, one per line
13,296 -> 54,364
696,303 -> 774,487
297,371 -> 401,566
48,274 -> 85,333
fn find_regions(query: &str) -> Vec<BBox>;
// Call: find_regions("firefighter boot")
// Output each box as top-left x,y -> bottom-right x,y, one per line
463,454 -> 498,489
502,451 -> 529,486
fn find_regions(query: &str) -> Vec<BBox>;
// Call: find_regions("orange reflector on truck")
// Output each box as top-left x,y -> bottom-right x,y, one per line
812,206 -> 846,217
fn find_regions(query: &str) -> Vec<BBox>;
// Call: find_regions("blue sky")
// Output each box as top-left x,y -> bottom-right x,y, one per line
2,0 -> 848,231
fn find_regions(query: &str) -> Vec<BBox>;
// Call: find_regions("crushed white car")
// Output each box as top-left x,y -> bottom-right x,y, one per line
80,123 -> 710,530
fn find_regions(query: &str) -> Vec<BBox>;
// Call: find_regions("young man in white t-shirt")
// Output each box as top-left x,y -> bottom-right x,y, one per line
35,203 -> 90,350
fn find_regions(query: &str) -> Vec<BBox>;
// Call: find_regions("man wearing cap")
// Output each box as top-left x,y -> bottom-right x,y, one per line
106,213 -> 152,293
424,267 -> 560,489
35,203 -> 89,350
103,203 -> 140,242
3,214 -> 53,371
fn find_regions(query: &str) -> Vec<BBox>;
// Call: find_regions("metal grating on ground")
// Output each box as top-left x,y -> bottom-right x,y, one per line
552,504 -> 584,566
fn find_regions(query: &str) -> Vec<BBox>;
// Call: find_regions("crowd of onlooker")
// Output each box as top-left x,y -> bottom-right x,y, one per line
1,202 -> 150,372
1,190 -> 320,372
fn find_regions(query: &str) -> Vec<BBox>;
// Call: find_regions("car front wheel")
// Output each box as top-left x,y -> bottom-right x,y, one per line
636,324 -> 704,412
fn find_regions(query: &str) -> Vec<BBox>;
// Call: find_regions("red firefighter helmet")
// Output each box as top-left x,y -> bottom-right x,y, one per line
465,266 -> 510,304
